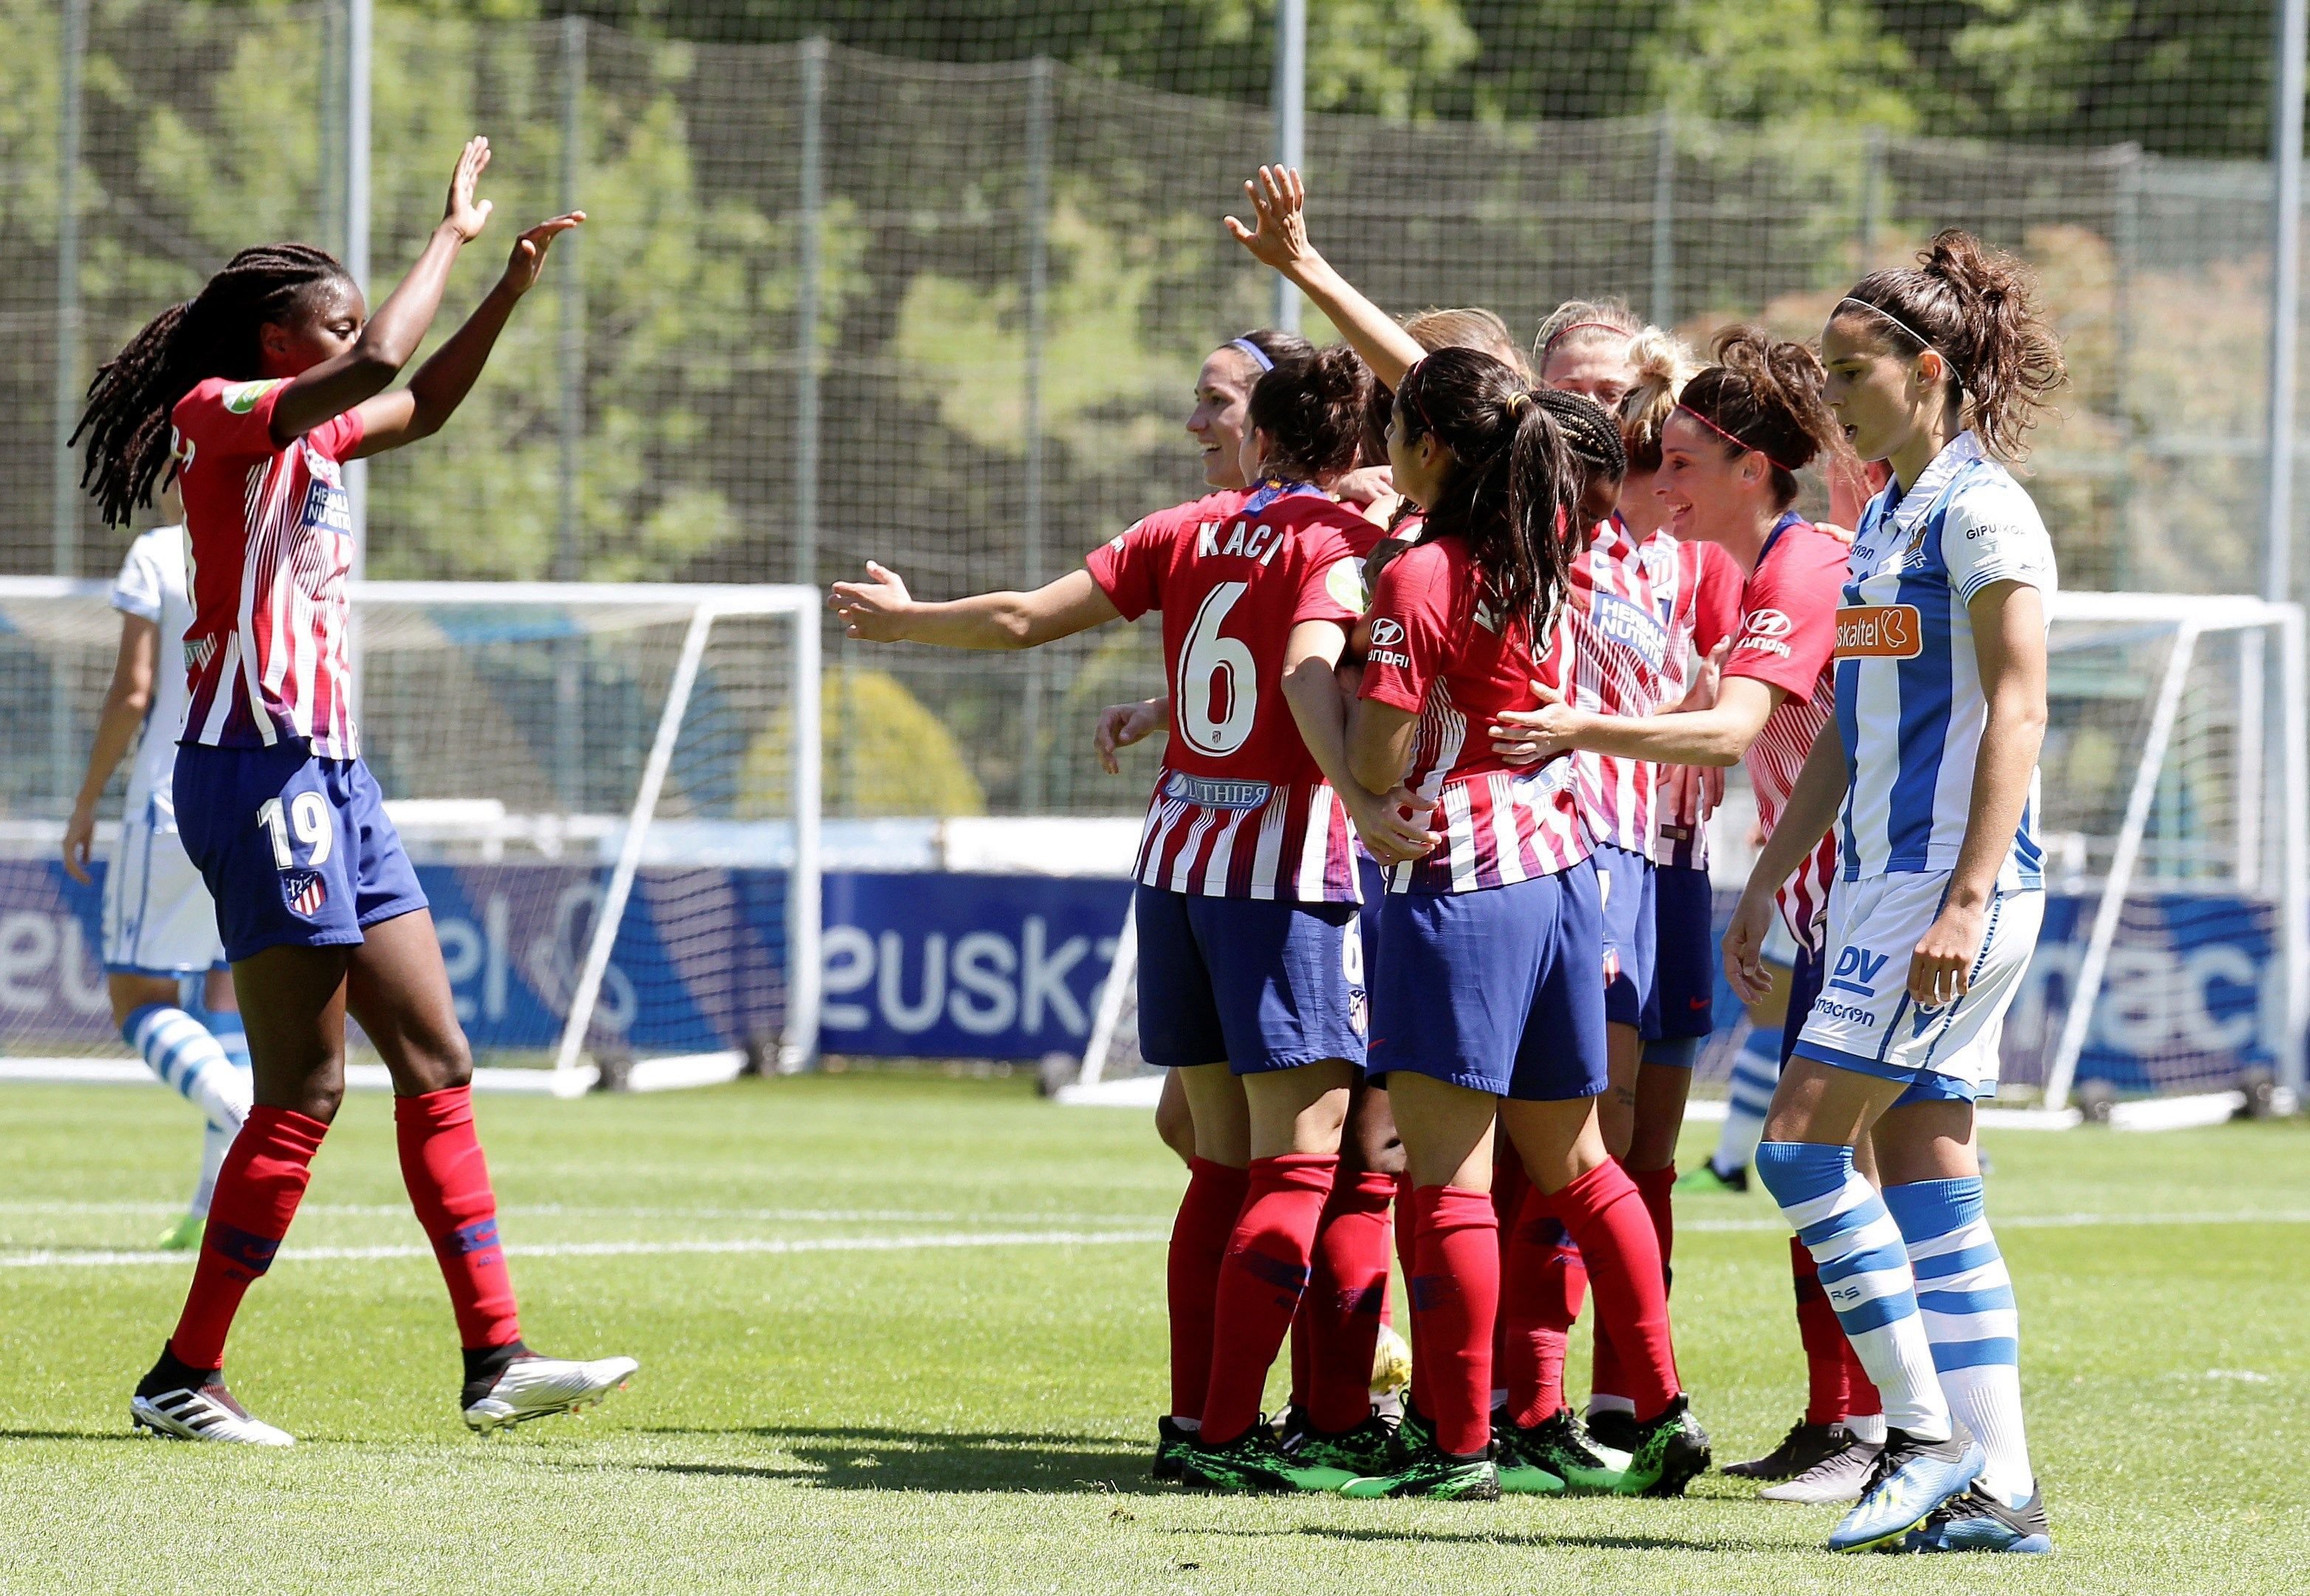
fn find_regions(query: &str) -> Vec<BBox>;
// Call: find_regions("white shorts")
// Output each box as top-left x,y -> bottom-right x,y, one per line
1792,871 -> 2043,1099
101,807 -> 225,976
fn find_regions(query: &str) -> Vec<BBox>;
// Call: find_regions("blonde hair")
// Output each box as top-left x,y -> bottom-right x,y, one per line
1617,325 -> 1702,474
1532,298 -> 1644,378
1402,306 -> 1530,377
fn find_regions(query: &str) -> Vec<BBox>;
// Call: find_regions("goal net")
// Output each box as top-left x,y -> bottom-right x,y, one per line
0,578 -> 820,1096
1073,593 -> 2309,1114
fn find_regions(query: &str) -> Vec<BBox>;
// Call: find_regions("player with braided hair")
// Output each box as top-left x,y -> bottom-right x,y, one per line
80,137 -> 635,1447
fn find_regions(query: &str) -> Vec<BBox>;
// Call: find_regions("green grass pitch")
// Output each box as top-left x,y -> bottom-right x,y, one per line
4,1072 -> 2306,1594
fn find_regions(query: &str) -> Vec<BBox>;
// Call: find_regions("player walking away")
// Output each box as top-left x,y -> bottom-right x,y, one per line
73,137 -> 634,1445
1730,232 -> 2066,1554
63,482 -> 253,1252
835,346 -> 1436,1496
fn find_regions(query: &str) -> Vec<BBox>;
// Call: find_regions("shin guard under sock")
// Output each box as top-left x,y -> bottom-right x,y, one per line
1304,1168 -> 1397,1434
1554,1160 -> 1679,1421
1199,1154 -> 1337,1446
1501,1185 -> 1586,1428
1407,1185 -> 1498,1458
168,1106 -> 328,1371
1168,1158 -> 1250,1421
395,1087 -> 521,1351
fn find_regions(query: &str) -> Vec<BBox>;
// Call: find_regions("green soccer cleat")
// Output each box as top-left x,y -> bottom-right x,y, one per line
1675,1160 -> 1748,1195
1338,1442 -> 1499,1501
1176,1428 -> 1333,1494
157,1212 -> 205,1252
1152,1415 -> 1198,1482
1391,1395 -> 1436,1463
1504,1408 -> 1631,1493
1614,1394 -> 1713,1498
1280,1414 -> 1399,1490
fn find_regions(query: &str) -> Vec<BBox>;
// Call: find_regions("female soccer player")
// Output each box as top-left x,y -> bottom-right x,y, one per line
1730,232 -> 2065,1554
75,137 -> 634,1445
63,482 -> 252,1252
835,345 -> 1435,1496
1491,326 -> 1886,1496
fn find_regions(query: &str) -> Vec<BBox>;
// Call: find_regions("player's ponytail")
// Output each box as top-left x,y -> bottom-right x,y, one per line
1396,347 -> 1580,629
1834,229 -> 2066,461
73,242 -> 352,527
1617,326 -> 1700,475
1247,345 -> 1375,483
1677,325 -> 1845,509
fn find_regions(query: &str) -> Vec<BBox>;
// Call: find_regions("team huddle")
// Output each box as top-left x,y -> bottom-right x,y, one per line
837,165 -> 2066,1554
74,131 -> 2059,1557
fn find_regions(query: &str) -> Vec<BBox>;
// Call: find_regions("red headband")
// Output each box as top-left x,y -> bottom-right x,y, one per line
1675,403 -> 1800,475
1538,320 -> 1634,366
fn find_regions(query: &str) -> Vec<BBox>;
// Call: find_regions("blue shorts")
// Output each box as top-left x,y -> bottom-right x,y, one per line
1356,854 -> 1385,984
174,742 -> 429,964
1134,886 -> 1365,1075
1782,942 -> 1992,1106
1367,860 -> 1608,1102
1641,862 -> 1717,1047
1594,845 -> 1656,1030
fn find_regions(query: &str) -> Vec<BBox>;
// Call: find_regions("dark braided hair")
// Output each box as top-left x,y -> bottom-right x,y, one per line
72,243 -> 354,527
1395,348 -> 1583,631
1533,388 -> 1627,496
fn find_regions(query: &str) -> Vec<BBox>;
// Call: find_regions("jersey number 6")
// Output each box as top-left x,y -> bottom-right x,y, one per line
257,792 -> 337,871
1177,581 -> 1257,758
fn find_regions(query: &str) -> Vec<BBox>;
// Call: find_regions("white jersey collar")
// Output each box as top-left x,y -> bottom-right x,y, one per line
1885,430 -> 1988,544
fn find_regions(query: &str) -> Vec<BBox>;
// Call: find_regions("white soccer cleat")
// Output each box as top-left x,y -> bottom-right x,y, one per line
462,1353 -> 640,1434
131,1383 -> 296,1446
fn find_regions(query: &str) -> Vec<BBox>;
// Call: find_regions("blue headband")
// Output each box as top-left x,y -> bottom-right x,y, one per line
1228,337 -> 1275,372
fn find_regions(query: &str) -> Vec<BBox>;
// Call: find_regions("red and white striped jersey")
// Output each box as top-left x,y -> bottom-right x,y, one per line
1721,513 -> 1847,950
1360,535 -> 1588,895
1642,531 -> 1743,869
1555,517 -> 1667,856
1088,481 -> 1369,903
168,377 -> 365,758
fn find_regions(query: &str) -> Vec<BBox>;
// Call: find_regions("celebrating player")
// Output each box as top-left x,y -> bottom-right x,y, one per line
63,482 -> 253,1253
1732,232 -> 2066,1553
834,344 -> 1436,1495
73,137 -> 634,1445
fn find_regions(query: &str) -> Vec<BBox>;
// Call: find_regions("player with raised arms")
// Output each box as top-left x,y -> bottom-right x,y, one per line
72,137 -> 636,1445
63,481 -> 253,1252
1727,233 -> 2066,1553
1489,325 -> 1889,1497
834,345 -> 1438,1495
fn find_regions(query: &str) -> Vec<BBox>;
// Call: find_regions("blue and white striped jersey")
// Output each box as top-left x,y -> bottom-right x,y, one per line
1833,431 -> 2057,888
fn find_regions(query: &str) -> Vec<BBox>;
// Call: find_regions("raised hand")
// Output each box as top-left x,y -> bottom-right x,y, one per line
501,213 -> 586,297
1223,165 -> 1317,275
442,136 -> 496,242
829,561 -> 916,643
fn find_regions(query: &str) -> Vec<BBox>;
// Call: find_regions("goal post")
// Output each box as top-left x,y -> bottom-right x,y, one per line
0,577 -> 821,1092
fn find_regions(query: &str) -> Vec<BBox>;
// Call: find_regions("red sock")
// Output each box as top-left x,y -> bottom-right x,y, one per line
1200,1154 -> 1337,1446
1490,1149 -> 1529,1372
1501,1185 -> 1586,1428
1555,1161 -> 1678,1421
1589,1163 -> 1675,1412
1288,1293 -> 1312,1411
1790,1236 -> 1851,1427
1168,1158 -> 1249,1421
1407,1185 -> 1498,1458
168,1106 -> 329,1371
1397,1170 -> 1426,1418
1306,1168 -> 1397,1434
396,1087 -> 521,1350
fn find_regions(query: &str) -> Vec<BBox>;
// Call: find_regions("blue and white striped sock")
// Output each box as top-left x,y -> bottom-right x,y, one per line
1885,1177 -> 2033,1504
123,1004 -> 251,1137
190,1121 -> 234,1220
1755,1141 -> 1950,1440
1710,1024 -> 1781,1177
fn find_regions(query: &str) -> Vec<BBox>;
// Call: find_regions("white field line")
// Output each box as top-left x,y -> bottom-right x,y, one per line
0,1228 -> 1170,1270
0,1201 -> 1021,1223
1679,1208 -> 2310,1234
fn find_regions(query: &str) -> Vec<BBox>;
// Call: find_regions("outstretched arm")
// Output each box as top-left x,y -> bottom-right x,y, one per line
830,563 -> 1121,650
268,137 -> 501,445
64,615 -> 159,886
1490,674 -> 1786,769
1225,166 -> 1425,390
349,211 -> 585,458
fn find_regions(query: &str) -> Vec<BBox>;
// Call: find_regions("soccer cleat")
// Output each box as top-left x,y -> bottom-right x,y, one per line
1280,1414 -> 1399,1489
1758,1430 -> 1882,1504
1827,1422 -> 1985,1553
1337,1443 -> 1499,1500
462,1352 -> 639,1433
1675,1161 -> 1748,1195
131,1380 -> 295,1446
1392,1395 -> 1436,1464
157,1213 -> 206,1252
1504,1408 -> 1632,1493
1153,1415 -> 1198,1482
1903,1484 -> 2054,1554
1724,1417 -> 1848,1480
1614,1394 -> 1713,1498
1269,1403 -> 1311,1450
1177,1428 -> 1332,1494
1582,1405 -> 1642,1456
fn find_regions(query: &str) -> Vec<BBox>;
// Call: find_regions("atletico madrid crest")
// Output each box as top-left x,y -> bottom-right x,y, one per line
281,869 -> 328,917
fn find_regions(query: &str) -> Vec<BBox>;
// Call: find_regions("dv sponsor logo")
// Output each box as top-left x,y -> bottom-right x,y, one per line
1828,945 -> 1889,996
1835,603 -> 1922,660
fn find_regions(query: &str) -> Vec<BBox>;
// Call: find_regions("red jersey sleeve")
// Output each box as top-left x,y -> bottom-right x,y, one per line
1723,528 -> 1845,702
1358,541 -> 1456,714
1291,524 -> 1365,629
1084,506 -> 1183,622
171,377 -> 366,465
1691,538 -> 1743,656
